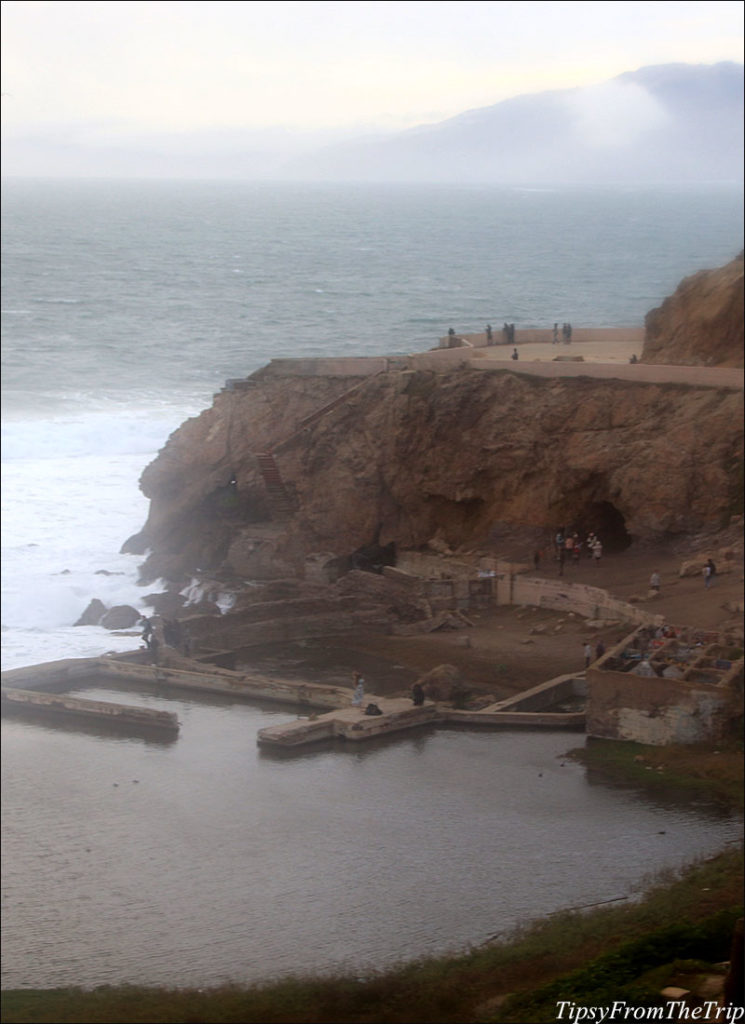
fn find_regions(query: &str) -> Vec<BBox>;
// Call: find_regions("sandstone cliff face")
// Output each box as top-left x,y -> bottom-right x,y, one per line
129,365 -> 743,584
642,254 -> 744,368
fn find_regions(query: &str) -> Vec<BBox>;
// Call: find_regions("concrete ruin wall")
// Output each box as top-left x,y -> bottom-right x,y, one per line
504,575 -> 662,626
385,566 -> 662,625
586,669 -> 739,745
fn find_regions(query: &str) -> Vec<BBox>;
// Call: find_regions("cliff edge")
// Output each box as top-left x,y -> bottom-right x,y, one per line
126,364 -> 743,585
642,253 -> 744,368
125,259 -> 744,587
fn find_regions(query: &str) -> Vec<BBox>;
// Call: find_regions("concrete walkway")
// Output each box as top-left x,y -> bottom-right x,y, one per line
416,339 -> 743,390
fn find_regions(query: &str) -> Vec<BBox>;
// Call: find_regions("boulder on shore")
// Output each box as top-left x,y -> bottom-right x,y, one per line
100,605 -> 141,630
74,599 -> 107,627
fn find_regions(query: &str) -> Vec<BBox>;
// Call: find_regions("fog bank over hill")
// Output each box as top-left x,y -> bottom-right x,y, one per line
3,62 -> 742,182
283,62 -> 743,184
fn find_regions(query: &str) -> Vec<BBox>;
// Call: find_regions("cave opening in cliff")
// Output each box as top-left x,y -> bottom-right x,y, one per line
579,501 -> 632,552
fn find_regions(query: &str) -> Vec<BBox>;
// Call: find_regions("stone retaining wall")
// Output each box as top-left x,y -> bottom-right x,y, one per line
586,668 -> 740,745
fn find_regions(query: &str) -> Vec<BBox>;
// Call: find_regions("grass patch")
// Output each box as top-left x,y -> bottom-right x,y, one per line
2,849 -> 742,1024
490,910 -> 740,1022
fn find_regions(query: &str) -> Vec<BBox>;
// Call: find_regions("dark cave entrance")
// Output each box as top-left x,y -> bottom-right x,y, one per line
573,501 -> 632,553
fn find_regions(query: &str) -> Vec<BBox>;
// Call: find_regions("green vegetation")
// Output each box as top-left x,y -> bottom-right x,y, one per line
568,736 -> 744,811
3,847 -> 742,1024
492,911 -> 739,1022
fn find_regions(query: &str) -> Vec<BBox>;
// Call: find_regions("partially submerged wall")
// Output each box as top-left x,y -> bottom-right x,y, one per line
586,669 -> 740,745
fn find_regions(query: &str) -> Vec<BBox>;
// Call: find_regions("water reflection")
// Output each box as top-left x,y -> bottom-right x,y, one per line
2,695 -> 741,992
582,766 -> 736,820
1,707 -> 178,747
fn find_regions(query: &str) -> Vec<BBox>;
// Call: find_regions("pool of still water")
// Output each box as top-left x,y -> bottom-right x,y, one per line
1,685 -> 741,990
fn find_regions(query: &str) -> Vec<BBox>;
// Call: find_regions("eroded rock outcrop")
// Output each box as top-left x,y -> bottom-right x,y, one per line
642,253 -> 744,367
126,362 -> 744,585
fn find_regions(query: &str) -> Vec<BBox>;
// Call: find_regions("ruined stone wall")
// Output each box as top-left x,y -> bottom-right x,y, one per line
508,576 -> 662,626
586,668 -> 738,744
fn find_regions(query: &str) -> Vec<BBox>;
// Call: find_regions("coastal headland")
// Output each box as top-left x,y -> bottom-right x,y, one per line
115,284 -> 740,656
6,255 -> 732,747
1,261 -> 743,1022
3,256 -> 742,741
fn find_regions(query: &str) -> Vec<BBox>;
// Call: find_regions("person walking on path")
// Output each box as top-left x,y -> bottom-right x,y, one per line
650,571 -> 661,593
704,559 -> 716,588
555,529 -> 566,560
571,535 -> 582,564
592,538 -> 603,566
583,641 -> 592,669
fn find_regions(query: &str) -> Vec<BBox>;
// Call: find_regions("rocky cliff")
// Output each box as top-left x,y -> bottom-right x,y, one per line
642,253 -> 744,367
126,362 -> 743,585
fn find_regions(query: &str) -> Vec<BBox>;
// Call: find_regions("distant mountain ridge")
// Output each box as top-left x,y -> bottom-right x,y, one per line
280,62 -> 744,184
3,61 -> 742,181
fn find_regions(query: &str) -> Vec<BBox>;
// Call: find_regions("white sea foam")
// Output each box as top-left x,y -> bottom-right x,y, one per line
0,405 -> 199,670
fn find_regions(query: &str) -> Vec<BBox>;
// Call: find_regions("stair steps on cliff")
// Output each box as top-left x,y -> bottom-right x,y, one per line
253,373 -> 385,521
255,453 -> 297,519
271,372 -> 384,455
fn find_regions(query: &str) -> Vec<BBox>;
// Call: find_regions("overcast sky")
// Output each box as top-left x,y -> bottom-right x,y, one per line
3,0 -> 743,132
1,0 -> 743,177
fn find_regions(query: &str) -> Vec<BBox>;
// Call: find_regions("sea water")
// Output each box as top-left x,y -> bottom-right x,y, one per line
1,180 -> 743,988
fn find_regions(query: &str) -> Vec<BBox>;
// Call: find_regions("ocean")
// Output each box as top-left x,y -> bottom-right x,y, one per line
1,179 -> 743,990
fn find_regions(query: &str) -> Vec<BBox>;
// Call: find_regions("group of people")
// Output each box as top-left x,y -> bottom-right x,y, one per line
479,322 -> 516,346
350,670 -> 427,711
552,322 -> 573,344
583,638 -> 606,669
548,529 -> 603,576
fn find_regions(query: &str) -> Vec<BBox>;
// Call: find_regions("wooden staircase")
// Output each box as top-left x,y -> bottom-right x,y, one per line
254,372 -> 384,521
255,452 -> 297,520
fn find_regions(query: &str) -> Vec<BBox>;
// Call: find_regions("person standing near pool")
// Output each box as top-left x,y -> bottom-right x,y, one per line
351,671 -> 365,707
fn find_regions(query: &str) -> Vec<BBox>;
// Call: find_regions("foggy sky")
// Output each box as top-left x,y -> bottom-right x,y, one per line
1,0 -> 743,178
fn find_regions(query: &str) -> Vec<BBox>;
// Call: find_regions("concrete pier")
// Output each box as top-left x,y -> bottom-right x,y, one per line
257,696 -> 441,748
1,686 -> 179,732
2,654 -> 589,748
257,674 -> 589,749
